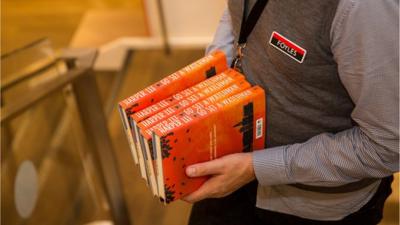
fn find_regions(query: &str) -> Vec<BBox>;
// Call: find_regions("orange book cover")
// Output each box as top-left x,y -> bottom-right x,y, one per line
137,73 -> 249,131
117,50 -> 227,166
138,80 -> 252,196
152,86 -> 266,203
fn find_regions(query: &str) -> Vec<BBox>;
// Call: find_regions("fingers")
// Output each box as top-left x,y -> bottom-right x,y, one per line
186,159 -> 224,177
182,177 -> 220,203
183,159 -> 225,203
182,184 -> 209,203
182,153 -> 254,204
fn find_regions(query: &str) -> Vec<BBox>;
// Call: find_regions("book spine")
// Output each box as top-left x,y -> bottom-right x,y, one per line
118,105 -> 139,164
138,79 -> 249,130
131,87 -> 199,122
131,119 -> 149,181
154,87 -> 259,135
132,68 -> 244,122
132,97 -> 177,122
142,136 -> 158,196
119,50 -> 227,115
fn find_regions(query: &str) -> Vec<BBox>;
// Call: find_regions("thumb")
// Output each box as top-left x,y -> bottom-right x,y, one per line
186,159 -> 223,177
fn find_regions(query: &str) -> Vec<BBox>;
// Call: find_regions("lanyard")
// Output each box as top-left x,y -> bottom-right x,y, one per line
231,0 -> 269,72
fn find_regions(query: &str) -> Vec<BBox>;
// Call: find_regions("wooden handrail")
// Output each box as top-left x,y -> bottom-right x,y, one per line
1,66 -> 89,123
1,38 -> 48,59
1,48 -> 97,122
1,57 -> 62,91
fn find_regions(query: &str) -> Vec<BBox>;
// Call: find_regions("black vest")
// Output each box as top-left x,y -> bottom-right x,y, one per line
228,0 -> 354,148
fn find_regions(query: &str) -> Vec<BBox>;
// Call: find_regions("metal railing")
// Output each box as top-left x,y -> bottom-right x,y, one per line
1,42 -> 131,225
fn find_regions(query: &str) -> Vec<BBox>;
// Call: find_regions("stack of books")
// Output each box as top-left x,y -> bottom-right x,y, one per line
118,50 -> 266,203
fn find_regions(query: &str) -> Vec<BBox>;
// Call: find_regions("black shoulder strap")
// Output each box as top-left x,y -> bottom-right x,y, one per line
231,0 -> 269,71
238,0 -> 269,45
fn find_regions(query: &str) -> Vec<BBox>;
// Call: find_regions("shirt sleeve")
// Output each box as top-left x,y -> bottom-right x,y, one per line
205,7 -> 235,65
252,0 -> 399,187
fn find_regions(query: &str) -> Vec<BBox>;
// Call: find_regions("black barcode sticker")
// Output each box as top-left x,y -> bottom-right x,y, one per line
256,118 -> 263,139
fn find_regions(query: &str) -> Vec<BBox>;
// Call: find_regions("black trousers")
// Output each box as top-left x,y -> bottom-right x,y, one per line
188,176 -> 393,225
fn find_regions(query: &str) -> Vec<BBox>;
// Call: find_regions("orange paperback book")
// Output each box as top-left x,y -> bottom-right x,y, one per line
131,69 -> 244,182
138,80 -> 252,196
146,86 -> 266,202
118,50 -> 227,165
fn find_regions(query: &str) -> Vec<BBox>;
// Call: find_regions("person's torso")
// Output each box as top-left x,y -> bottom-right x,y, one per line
227,0 -> 381,219
229,0 -> 354,148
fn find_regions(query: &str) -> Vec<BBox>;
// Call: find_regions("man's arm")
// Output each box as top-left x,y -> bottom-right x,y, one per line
205,7 -> 235,65
253,0 -> 399,187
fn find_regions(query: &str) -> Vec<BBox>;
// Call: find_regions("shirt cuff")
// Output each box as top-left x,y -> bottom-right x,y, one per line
252,145 -> 292,186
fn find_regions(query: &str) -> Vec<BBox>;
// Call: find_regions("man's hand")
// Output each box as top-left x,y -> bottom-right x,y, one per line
182,152 -> 255,203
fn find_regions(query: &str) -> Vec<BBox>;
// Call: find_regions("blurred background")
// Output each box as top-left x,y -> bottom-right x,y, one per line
0,0 -> 398,225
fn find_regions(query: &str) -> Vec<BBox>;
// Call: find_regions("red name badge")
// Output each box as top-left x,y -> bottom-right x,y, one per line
269,31 -> 307,63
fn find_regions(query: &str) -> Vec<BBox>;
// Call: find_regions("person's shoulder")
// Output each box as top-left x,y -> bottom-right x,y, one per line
338,0 -> 397,6
337,0 -> 398,13
331,0 -> 398,59
332,0 -> 397,35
